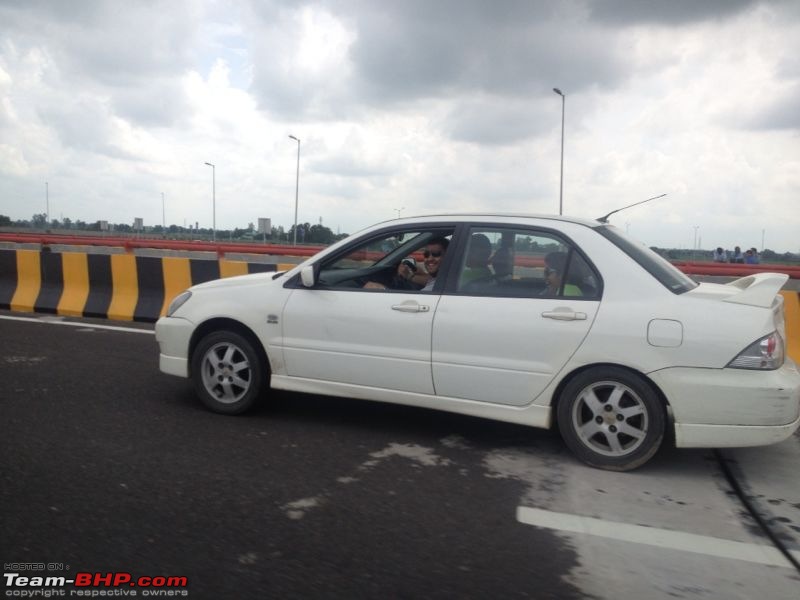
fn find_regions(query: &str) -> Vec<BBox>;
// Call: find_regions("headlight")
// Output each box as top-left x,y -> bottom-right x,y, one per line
727,331 -> 784,370
166,291 -> 192,317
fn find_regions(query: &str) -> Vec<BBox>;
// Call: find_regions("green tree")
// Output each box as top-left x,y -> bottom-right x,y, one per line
32,213 -> 47,228
0,214 -> 11,226
761,249 -> 777,261
307,223 -> 336,244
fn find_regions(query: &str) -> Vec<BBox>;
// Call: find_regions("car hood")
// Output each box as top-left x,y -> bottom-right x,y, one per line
190,271 -> 287,291
685,272 -> 789,308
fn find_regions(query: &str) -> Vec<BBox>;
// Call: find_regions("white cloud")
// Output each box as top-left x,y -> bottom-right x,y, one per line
0,0 -> 798,252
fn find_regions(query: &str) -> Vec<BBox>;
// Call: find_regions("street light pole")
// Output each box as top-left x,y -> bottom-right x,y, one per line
204,162 -> 216,242
289,135 -> 300,245
553,88 -> 565,216
161,192 -> 166,237
394,207 -> 404,219
45,181 -> 49,225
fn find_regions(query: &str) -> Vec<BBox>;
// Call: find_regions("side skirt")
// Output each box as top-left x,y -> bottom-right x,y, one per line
270,375 -> 552,429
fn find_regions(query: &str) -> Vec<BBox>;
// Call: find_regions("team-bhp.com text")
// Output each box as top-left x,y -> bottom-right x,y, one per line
4,573 -> 188,597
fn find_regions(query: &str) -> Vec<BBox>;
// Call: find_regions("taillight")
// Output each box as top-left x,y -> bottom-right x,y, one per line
727,331 -> 784,370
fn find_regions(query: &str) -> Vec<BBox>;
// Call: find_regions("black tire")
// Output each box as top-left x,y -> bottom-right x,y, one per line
190,330 -> 267,415
556,367 -> 665,471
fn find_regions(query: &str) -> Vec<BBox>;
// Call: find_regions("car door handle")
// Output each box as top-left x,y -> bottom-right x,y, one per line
392,301 -> 430,313
541,309 -> 587,321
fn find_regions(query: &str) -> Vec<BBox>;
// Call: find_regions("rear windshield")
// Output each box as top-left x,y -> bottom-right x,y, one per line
595,225 -> 698,294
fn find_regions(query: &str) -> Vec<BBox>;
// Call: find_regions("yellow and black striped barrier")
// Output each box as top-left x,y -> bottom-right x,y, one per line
0,250 -> 296,322
781,291 -> 800,364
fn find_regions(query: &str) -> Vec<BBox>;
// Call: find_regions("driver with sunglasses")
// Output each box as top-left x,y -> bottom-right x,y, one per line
413,237 -> 449,291
365,237 -> 449,291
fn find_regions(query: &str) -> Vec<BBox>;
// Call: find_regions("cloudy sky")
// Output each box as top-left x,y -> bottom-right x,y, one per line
0,0 -> 798,251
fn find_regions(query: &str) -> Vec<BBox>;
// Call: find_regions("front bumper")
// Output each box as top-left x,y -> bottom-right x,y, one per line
649,360 -> 800,448
154,316 -> 194,378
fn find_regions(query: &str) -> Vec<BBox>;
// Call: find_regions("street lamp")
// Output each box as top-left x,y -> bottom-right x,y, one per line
161,192 -> 166,237
553,87 -> 565,216
394,207 -> 404,219
204,162 -> 216,242
693,226 -> 700,251
289,135 -> 300,245
45,181 -> 49,225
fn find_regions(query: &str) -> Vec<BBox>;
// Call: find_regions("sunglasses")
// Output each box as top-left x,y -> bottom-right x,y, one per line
544,267 -> 558,277
423,250 -> 443,258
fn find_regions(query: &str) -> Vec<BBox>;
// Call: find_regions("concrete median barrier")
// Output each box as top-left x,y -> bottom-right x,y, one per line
0,249 -> 296,322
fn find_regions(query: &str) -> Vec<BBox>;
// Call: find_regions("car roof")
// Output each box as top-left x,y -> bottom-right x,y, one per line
378,213 -> 603,229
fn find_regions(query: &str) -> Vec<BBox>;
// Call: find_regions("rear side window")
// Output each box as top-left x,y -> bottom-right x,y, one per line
596,225 -> 697,294
453,226 -> 601,299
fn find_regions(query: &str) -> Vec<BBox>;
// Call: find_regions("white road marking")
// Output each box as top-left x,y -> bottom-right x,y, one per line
0,314 -> 155,335
517,506 -> 800,568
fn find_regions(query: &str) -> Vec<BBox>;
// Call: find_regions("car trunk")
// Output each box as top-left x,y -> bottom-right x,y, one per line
685,273 -> 788,341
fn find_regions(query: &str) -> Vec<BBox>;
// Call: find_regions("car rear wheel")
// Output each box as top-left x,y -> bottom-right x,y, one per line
191,330 -> 266,414
557,367 -> 665,471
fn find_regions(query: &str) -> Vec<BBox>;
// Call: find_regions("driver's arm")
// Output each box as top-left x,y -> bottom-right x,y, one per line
363,263 -> 419,290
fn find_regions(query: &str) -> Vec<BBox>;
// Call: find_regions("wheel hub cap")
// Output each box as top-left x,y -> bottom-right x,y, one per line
572,381 -> 649,458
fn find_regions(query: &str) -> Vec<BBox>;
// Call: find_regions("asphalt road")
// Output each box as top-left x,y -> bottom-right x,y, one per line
2,312 -> 799,599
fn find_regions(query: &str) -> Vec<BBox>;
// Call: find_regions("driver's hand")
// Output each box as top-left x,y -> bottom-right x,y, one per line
363,281 -> 387,290
397,263 -> 413,281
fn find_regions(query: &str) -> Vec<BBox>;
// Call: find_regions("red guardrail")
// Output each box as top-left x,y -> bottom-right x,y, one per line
0,232 -> 324,257
673,260 -> 800,278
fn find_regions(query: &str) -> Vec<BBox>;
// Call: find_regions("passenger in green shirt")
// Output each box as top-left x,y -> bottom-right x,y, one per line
460,234 -> 493,287
543,251 -> 583,297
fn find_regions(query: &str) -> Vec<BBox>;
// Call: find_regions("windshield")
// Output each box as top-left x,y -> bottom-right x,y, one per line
596,225 -> 698,294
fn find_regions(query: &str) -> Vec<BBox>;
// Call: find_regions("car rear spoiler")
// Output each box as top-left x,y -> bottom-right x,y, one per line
722,273 -> 789,308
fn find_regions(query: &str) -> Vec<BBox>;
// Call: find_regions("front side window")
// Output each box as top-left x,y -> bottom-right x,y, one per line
454,227 -> 601,299
314,227 -> 454,291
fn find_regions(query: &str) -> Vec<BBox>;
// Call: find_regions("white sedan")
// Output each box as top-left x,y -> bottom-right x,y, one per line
155,214 -> 800,470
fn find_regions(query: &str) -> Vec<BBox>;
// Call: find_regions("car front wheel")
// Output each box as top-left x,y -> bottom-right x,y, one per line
191,330 -> 267,414
556,367 -> 665,471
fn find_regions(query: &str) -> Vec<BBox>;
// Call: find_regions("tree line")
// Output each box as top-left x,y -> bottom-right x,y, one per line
0,213 -> 348,245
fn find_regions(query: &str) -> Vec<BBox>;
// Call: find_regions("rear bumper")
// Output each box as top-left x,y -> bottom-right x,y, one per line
674,414 -> 800,448
649,360 -> 800,448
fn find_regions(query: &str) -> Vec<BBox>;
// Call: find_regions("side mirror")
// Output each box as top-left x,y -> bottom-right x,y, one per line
300,265 -> 316,288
